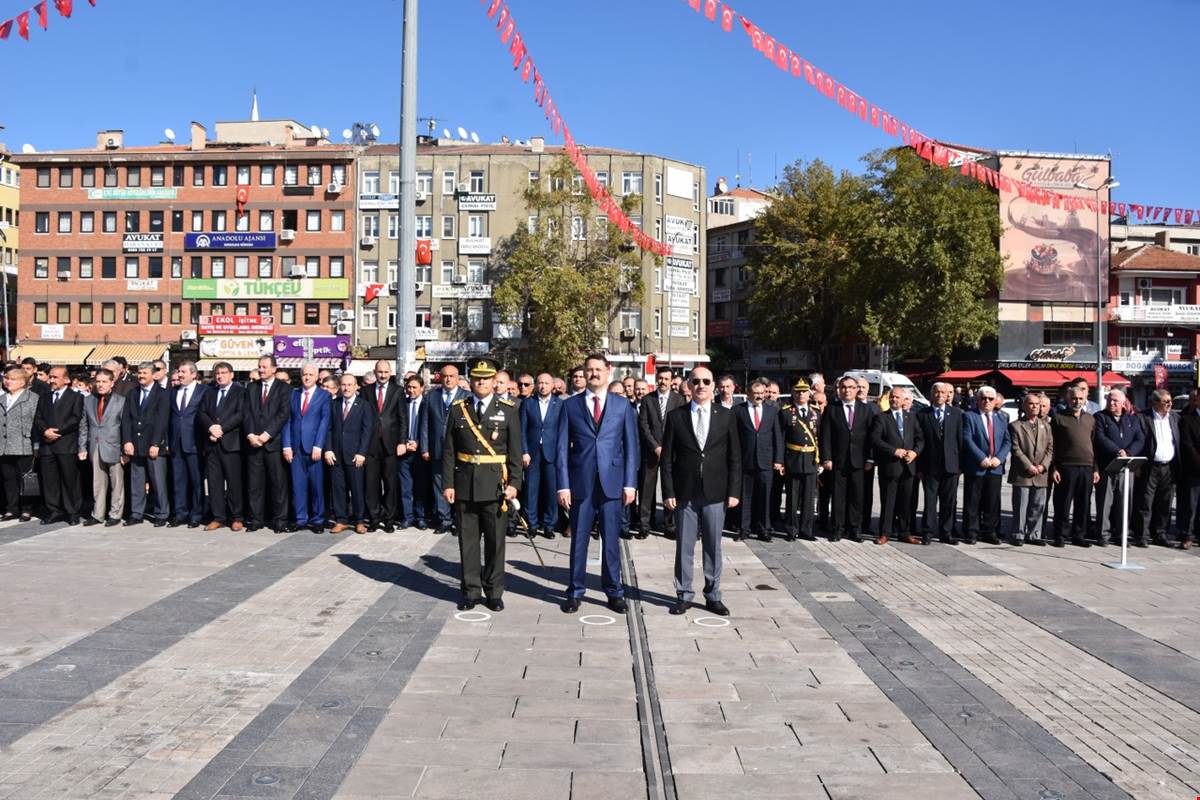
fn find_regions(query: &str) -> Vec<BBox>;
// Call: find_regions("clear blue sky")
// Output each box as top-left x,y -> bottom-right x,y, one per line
2,0 -> 1196,209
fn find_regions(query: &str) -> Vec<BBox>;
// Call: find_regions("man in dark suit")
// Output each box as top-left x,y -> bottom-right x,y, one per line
520,372 -> 562,539
168,361 -> 209,527
778,379 -> 820,542
1136,389 -> 1182,547
1092,387 -> 1145,545
818,375 -> 871,542
661,366 -> 741,616
733,378 -> 783,542
398,374 -> 429,529
420,363 -> 466,534
870,387 -> 925,545
197,361 -> 246,531
963,386 -> 1011,545
360,359 -> 406,532
326,374 -> 374,533
283,364 -> 332,533
243,354 -> 291,532
121,362 -> 171,526
558,354 -> 640,614
638,367 -> 685,539
1179,388 -> 1200,545
32,365 -> 84,524
917,382 -> 964,544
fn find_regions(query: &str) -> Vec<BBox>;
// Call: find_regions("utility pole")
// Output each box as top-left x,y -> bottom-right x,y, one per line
395,0 -> 418,375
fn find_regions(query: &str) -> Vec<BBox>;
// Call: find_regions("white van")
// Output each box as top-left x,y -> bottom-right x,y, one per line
841,370 -> 930,408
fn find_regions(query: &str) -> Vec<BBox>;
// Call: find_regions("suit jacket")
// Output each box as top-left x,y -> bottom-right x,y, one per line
962,410 -> 1011,477
733,402 -> 783,472
78,392 -> 126,463
196,382 -> 246,453
660,402 -> 741,504
638,390 -> 685,462
121,384 -> 170,456
1180,408 -> 1200,475
916,405 -> 963,475
0,390 -> 38,456
1008,416 -> 1053,487
244,379 -> 292,453
419,385 -> 466,461
326,395 -> 374,463
556,391 -> 640,501
33,386 -> 85,456
169,382 -> 209,455
361,378 -> 407,453
520,394 -> 563,463
818,399 -> 872,470
1141,411 -> 1181,473
869,408 -> 924,477
1093,410 -> 1145,468
282,386 -> 332,455
112,376 -> 138,398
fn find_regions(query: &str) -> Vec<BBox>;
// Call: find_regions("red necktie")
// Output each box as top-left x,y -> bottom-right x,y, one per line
986,413 -> 995,457
261,384 -> 268,406
377,386 -> 385,413
592,396 -> 601,424
753,405 -> 760,431
301,390 -> 310,416
343,399 -> 351,420
97,395 -> 106,422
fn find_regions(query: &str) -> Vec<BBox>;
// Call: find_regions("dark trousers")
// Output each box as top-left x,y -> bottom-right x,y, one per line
398,452 -> 429,525
568,476 -> 624,598
861,465 -> 876,534
291,453 -> 325,526
431,462 -> 453,528
785,472 -> 816,538
40,451 -> 80,518
524,451 -> 559,531
739,468 -> 773,535
172,451 -> 203,523
365,445 -> 399,524
1052,465 -> 1092,541
1135,462 -> 1176,541
456,498 -> 506,600
205,447 -> 243,523
330,459 -> 367,524
1178,474 -> 1200,541
128,455 -> 169,522
921,471 -> 959,540
817,471 -> 831,530
829,465 -> 864,537
0,454 -> 33,515
246,447 -> 288,528
878,471 -> 915,537
963,472 -> 1001,540
639,458 -> 673,535
770,472 -> 785,528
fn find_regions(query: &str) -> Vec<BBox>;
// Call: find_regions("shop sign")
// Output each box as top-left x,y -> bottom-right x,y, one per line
183,278 -> 349,300
87,188 -> 176,200
122,233 -> 163,254
198,315 -> 275,335
198,336 -> 273,359
273,335 -> 351,359
456,193 -> 497,211
184,232 -> 277,251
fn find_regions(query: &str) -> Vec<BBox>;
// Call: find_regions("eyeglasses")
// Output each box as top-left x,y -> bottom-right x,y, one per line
519,381 -> 533,387
690,377 -> 713,386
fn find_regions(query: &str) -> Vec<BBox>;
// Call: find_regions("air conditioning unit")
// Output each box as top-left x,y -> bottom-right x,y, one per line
415,190 -> 427,203
288,265 -> 307,278
1137,278 -> 1152,289
180,330 -> 197,342
327,182 -> 342,194
386,334 -> 398,346
335,320 -> 353,335
360,236 -> 378,247
105,138 -> 119,149
451,275 -> 467,285
619,327 -> 639,341
339,309 -> 356,321
456,181 -> 470,193
280,229 -> 296,241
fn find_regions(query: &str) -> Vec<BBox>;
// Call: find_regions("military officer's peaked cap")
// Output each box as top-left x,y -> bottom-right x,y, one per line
792,378 -> 811,392
468,357 -> 500,379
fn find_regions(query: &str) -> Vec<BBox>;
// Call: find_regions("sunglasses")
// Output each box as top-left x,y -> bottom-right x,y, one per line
519,381 -> 533,387
690,377 -> 713,386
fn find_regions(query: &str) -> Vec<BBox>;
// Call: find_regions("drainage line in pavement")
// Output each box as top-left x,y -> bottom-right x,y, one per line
621,539 -> 676,800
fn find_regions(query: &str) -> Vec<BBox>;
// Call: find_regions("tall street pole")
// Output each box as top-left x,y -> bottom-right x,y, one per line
396,0 -> 418,376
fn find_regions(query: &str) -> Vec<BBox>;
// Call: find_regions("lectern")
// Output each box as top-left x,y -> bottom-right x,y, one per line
1103,455 -> 1148,571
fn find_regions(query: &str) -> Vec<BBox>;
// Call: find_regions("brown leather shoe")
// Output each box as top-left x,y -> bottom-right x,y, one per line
1181,539 -> 1193,550
903,536 -> 922,545
231,520 -> 245,532
331,523 -> 349,534
875,534 -> 889,545
355,523 -> 367,534
205,521 -> 222,531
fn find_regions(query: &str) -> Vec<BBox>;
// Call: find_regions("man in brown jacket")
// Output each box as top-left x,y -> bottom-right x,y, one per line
1008,393 -> 1052,546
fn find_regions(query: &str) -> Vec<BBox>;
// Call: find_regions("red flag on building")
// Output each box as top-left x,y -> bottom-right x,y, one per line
235,185 -> 249,214
363,284 -> 384,304
416,239 -> 432,266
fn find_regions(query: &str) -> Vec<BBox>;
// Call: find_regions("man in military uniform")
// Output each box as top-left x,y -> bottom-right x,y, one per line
442,357 -> 523,612
779,378 -> 820,542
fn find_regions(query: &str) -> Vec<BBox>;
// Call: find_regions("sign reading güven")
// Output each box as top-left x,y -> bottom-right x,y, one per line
184,232 -> 277,251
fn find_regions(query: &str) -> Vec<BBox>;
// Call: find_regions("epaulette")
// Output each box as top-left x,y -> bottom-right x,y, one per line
781,403 -> 793,410
498,398 -> 515,407
453,398 -> 467,407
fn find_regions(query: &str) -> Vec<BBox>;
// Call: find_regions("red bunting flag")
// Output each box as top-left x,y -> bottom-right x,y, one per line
16,10 -> 28,38
704,0 -> 716,20
720,4 -> 734,31
687,0 -> 700,9
0,20 -> 10,38
34,1 -> 47,29
54,0 -> 70,16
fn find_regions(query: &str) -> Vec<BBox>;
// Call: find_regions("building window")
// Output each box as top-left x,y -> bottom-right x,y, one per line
33,303 -> 48,324
443,170 -> 457,195
256,302 -> 272,317
101,303 -> 116,324
56,303 -> 71,324
191,211 -> 203,231
387,260 -> 399,285
630,215 -> 642,231
58,168 -> 73,188
57,212 -> 72,234
693,182 -> 700,211
440,260 -> 455,284
230,165 -> 248,185
283,164 -> 298,186
80,303 -> 94,324
170,257 -> 182,279
442,215 -> 456,238
56,257 -> 71,281
361,261 -> 379,283
416,171 -> 433,194
304,303 -> 320,325
124,210 -> 140,233
386,170 -> 399,195
102,257 -> 116,279
171,165 -> 184,187
34,257 -> 48,279
624,172 -> 644,196
281,256 -> 296,277
654,219 -> 661,240
147,303 -> 162,325
259,210 -> 273,231
212,210 -> 226,232
189,302 -> 201,324
527,215 -> 538,234
572,175 -> 584,194
362,170 -> 380,194
211,303 -> 225,315
596,171 -> 608,188
211,257 -> 225,278
35,212 -> 49,234
36,168 -> 50,188
258,256 -> 272,278
150,166 -> 165,187
148,257 -> 163,279
653,308 -> 662,337
306,210 -> 321,231
386,306 -> 398,330
332,164 -> 346,185
416,309 -> 432,328
307,165 -> 322,186
469,170 -> 485,192
190,256 -> 203,278
171,210 -> 183,232
235,212 -> 249,232
330,210 -> 344,231
467,214 -> 484,237
361,308 -> 378,330
169,303 -> 182,324
416,261 -> 431,284
466,305 -> 484,331
467,260 -> 486,283
213,165 -> 228,186
104,166 -> 119,187
234,256 -> 249,278
124,303 -> 138,324
1043,322 -> 1093,346
440,307 -> 454,329
306,256 -> 320,277
81,167 -> 96,188
126,167 -> 141,187
528,170 -> 539,186
80,257 -> 93,279
362,214 -> 380,239
260,165 -> 275,185
149,210 -> 164,233
388,214 -> 400,240
101,211 -> 116,233
191,165 -> 204,186
281,303 -> 296,325
329,256 -> 344,278
125,257 -> 139,278
571,216 -> 587,241
416,215 -> 432,238
551,175 -> 565,192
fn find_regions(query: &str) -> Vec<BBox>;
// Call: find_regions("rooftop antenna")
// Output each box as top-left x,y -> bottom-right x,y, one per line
470,131 -> 479,143
321,127 -> 329,139
308,124 -> 321,138
250,87 -> 259,122
442,128 -> 451,139
457,126 -> 468,140
341,128 -> 353,142
747,151 -> 752,188
164,128 -> 176,143
20,144 -> 34,154
735,147 -> 740,187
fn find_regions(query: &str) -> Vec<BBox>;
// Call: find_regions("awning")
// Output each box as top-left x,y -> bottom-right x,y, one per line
195,358 -> 260,373
345,360 -> 379,377
9,344 -> 95,364
996,369 -> 1071,388
935,369 -> 991,381
1059,370 -> 1131,386
276,357 -> 346,370
85,343 -> 168,367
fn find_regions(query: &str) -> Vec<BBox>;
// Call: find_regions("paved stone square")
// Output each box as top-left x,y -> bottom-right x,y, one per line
0,508 -> 1195,799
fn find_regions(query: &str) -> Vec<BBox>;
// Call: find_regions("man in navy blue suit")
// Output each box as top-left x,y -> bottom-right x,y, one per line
168,361 -> 209,528
961,386 -> 1011,544
325,373 -> 374,533
733,379 -> 784,542
521,372 -> 562,539
283,364 -> 332,532
398,374 -> 429,529
420,364 -> 467,534
557,354 -> 640,615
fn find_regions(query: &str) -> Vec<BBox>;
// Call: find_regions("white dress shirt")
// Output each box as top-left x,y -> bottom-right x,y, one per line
1152,413 -> 1176,463
691,400 -> 712,449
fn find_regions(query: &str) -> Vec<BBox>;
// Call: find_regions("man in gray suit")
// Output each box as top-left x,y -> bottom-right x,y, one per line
78,368 -> 127,526
1008,392 -> 1053,545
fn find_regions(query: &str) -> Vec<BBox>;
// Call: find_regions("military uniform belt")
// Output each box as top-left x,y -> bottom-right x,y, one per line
457,453 -> 507,465
786,443 -> 816,453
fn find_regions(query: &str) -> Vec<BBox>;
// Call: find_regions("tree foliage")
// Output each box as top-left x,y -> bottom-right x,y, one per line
491,157 -> 646,375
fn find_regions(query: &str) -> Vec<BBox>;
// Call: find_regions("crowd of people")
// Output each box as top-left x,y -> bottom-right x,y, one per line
2,353 -> 1196,614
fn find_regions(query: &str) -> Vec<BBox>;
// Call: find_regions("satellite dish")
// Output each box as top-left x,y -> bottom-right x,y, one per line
442,128 -> 451,139
470,131 -> 479,143
341,128 -> 353,140
457,126 -> 468,140
321,127 -> 329,138
370,124 -> 381,138
164,128 -> 176,142
309,124 -> 321,138
20,144 -> 34,154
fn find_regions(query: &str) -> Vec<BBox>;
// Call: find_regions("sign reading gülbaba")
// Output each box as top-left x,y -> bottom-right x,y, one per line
183,278 -> 349,300
184,232 -> 277,251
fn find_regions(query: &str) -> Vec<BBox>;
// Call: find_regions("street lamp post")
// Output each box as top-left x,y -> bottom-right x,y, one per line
1075,175 -> 1119,407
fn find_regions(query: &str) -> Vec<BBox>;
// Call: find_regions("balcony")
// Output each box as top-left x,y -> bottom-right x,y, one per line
1111,303 -> 1200,325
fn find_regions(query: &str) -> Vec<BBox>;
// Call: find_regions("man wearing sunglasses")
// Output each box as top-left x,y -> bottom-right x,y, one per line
661,366 -> 740,616
1135,389 -> 1181,548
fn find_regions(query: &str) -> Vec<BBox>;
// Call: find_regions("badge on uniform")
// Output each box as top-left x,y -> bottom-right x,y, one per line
491,430 -> 499,440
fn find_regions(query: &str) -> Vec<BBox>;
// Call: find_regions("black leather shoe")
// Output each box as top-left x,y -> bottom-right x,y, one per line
457,597 -> 478,611
590,531 -> 600,541
1071,537 -> 1092,548
380,523 -> 395,534
308,524 -> 323,533
704,599 -> 730,617
848,533 -> 863,543
1028,537 -> 1046,546
82,517 -> 102,527
41,513 -> 63,525
784,533 -> 796,542
669,599 -> 689,615
245,523 -> 261,532
620,530 -> 632,540
635,530 -> 648,540
67,516 -> 81,526
1051,538 -> 1065,548
733,533 -> 746,542
561,597 -> 581,614
1153,535 -> 1171,548
166,519 -> 182,528
1009,537 -> 1024,547
1133,539 -> 1149,548
664,530 -> 677,541
152,519 -> 167,528
830,533 -> 842,542
542,529 -> 554,539
484,598 -> 504,612
187,521 -> 201,529
758,533 -> 771,542
981,535 -> 1000,545
104,518 -> 120,527
124,517 -> 143,527
606,597 -> 628,614
414,520 -> 427,531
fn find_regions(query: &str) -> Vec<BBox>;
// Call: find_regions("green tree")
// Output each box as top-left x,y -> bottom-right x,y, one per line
491,157 -> 646,375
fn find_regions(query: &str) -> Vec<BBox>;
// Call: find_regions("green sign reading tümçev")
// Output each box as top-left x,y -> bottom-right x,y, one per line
182,278 -> 350,300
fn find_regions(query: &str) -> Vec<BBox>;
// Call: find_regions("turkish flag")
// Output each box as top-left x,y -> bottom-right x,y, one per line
1187,210 -> 1195,225
644,354 -> 656,381
720,4 -> 734,31
54,0 -> 70,16
235,185 -> 249,214
416,239 -> 433,265
364,284 -> 384,304
88,0 -> 95,5
16,11 -> 29,39
0,20 -> 11,38
688,0 -> 700,9
34,2 -> 47,29
704,0 -> 716,20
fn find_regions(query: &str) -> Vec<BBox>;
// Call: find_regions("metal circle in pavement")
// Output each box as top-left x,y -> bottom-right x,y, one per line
693,616 -> 731,628
454,610 -> 491,623
579,614 -> 616,626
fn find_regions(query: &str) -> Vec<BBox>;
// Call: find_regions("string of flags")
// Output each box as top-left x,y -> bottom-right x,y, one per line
0,0 -> 94,41
682,0 -> 1197,225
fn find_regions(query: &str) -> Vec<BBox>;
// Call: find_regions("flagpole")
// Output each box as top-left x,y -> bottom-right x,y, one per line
396,0 -> 418,376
